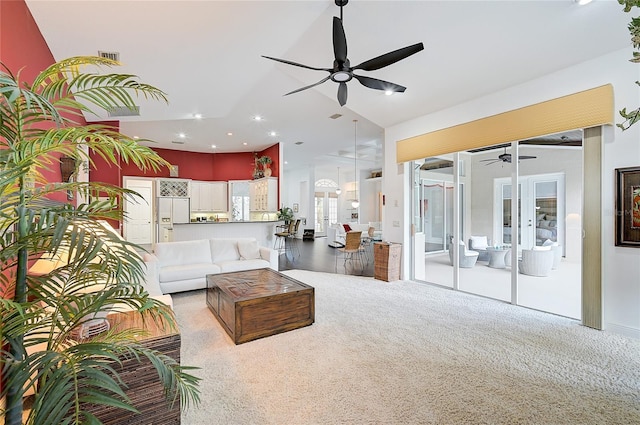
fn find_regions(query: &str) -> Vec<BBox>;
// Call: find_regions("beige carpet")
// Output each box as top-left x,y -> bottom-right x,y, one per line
172,270 -> 640,425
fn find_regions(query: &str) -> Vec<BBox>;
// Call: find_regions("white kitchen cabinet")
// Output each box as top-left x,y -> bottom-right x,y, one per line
191,181 -> 228,212
210,181 -> 228,211
249,177 -> 277,212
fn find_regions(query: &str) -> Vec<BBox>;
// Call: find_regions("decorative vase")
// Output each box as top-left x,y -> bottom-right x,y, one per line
264,165 -> 272,177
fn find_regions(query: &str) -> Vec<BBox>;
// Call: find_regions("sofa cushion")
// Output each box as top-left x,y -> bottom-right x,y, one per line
470,235 -> 488,249
217,259 -> 270,273
210,239 -> 240,263
154,240 -> 211,267
159,263 -> 221,283
238,239 -> 261,260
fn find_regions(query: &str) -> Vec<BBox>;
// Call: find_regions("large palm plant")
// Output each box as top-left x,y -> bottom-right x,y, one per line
0,57 -> 200,424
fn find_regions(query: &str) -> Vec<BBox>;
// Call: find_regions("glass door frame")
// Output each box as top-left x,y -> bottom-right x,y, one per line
494,172 -> 565,251
314,191 -> 338,237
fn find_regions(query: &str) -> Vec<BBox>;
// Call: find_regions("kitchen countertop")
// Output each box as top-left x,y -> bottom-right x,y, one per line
177,220 -> 282,224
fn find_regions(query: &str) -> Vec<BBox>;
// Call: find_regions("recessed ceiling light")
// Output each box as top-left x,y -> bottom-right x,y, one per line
211,144 -> 217,149
194,113 -> 202,119
132,136 -> 139,139
385,90 -> 393,96
178,133 -> 186,139
269,131 -> 277,137
243,142 -> 248,146
575,0 -> 592,4
227,132 -> 233,136
254,115 -> 262,121
284,161 -> 288,165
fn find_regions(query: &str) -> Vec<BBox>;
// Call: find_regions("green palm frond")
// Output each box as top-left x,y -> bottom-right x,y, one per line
1,56 -> 199,425
619,1 -> 640,130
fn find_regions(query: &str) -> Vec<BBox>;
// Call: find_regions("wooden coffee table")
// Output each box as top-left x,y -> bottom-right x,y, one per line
206,268 -> 314,344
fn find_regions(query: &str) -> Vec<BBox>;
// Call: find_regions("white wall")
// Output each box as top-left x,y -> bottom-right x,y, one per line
384,48 -> 640,338
282,167 -> 314,227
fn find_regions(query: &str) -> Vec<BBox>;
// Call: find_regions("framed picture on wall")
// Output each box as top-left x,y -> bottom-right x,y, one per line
615,166 -> 640,247
293,203 -> 299,213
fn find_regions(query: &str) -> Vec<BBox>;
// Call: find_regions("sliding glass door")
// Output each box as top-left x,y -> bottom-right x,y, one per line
413,158 -> 456,288
411,136 -> 582,320
422,180 -> 454,253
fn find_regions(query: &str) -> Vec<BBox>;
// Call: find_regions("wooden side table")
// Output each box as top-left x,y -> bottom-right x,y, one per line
85,309 -> 182,424
374,242 -> 402,281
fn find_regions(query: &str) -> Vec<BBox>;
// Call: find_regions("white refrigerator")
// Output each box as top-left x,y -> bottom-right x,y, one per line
157,197 -> 190,242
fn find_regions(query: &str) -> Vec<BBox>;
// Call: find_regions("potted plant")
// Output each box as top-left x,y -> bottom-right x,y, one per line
257,155 -> 273,177
0,56 -> 200,424
276,207 -> 294,223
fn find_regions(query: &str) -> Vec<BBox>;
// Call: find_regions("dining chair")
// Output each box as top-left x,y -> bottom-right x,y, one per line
336,231 -> 365,274
274,220 -> 296,254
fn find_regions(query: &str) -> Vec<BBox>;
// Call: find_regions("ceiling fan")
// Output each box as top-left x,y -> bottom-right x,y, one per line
479,147 -> 537,165
262,0 -> 424,106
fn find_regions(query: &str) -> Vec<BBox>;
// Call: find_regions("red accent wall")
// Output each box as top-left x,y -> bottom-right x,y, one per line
118,145 -> 280,182
0,0 -> 54,82
0,0 -> 79,204
0,0 -> 77,301
88,121 -> 121,188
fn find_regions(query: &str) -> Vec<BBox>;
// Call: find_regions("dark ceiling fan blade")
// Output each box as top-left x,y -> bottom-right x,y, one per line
518,155 -> 537,160
353,74 -> 406,92
337,82 -> 348,106
262,55 -> 330,72
284,75 -> 332,96
333,17 -> 348,63
353,43 -> 424,71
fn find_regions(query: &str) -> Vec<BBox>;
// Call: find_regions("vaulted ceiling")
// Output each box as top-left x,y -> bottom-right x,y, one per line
26,1 -> 631,174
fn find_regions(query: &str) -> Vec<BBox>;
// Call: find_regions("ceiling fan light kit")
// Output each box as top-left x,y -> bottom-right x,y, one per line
262,0 -> 424,106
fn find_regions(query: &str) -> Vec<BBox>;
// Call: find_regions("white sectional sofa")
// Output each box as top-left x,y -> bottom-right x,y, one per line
143,238 -> 278,294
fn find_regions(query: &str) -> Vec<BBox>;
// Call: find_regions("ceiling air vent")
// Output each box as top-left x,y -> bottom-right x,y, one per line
98,51 -> 120,61
106,105 -> 140,117
171,140 -> 185,145
329,113 -> 342,120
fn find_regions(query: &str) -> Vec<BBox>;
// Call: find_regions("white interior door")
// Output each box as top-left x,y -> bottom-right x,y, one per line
123,178 -> 154,245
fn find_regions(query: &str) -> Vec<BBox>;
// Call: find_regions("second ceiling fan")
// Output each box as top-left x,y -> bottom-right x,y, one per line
480,147 -> 537,166
262,0 -> 424,106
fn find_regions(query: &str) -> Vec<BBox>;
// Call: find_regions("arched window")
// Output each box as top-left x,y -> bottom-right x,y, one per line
315,178 -> 338,190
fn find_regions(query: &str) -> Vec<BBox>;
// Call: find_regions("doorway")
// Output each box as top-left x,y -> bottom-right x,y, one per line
495,173 -> 565,251
122,177 -> 154,245
412,138 -> 582,319
421,179 -> 454,253
314,191 -> 338,237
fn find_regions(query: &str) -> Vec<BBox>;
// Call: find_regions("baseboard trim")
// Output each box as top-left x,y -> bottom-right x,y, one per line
604,322 -> 640,339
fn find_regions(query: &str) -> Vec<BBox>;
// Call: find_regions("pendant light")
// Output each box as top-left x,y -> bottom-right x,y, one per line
335,166 -> 342,195
351,119 -> 360,209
